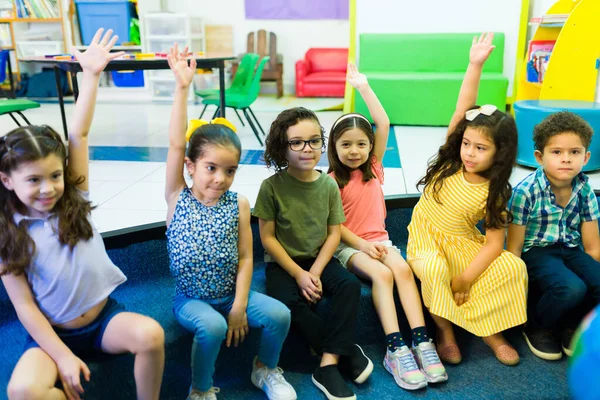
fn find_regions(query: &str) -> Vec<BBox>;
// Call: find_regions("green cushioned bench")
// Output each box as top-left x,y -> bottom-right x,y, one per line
355,33 -> 508,126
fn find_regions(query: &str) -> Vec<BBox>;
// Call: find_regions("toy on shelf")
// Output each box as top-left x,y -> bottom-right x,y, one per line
526,40 -> 555,84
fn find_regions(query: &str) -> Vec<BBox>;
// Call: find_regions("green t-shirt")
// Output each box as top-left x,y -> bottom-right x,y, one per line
253,170 -> 346,261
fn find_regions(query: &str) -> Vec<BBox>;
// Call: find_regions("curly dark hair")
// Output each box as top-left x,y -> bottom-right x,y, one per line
263,107 -> 324,171
533,111 -> 593,152
417,106 -> 518,230
0,125 -> 94,276
327,114 -> 376,188
187,124 -> 241,162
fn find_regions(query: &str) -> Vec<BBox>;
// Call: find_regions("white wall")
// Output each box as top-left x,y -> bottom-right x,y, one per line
163,0 -> 349,95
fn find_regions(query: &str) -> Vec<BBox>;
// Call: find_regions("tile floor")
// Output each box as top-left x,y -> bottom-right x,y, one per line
2,88 -> 599,234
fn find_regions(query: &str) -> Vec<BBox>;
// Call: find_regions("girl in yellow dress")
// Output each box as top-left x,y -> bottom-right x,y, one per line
406,33 -> 527,366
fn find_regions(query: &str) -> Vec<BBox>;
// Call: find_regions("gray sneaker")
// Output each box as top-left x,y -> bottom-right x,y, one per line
412,340 -> 448,383
188,387 -> 220,400
383,346 -> 427,390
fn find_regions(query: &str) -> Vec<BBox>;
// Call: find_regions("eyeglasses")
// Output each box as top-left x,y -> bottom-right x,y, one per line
287,138 -> 324,152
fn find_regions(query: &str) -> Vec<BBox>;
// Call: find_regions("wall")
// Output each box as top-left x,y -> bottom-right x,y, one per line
164,0 -> 349,95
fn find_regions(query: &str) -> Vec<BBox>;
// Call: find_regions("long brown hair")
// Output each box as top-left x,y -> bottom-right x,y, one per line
327,113 -> 376,188
417,106 -> 518,230
0,126 -> 94,276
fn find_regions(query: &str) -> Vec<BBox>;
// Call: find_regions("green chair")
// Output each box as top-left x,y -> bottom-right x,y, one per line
0,99 -> 40,126
202,56 -> 270,146
195,53 -> 259,126
1,50 -> 40,126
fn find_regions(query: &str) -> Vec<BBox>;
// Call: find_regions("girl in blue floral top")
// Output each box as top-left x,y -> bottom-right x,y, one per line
164,45 -> 297,400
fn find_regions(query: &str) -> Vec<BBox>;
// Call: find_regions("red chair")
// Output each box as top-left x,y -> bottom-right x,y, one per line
295,48 -> 348,97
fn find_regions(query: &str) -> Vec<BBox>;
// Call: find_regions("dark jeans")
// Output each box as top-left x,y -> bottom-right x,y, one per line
522,244 -> 600,330
265,257 -> 361,356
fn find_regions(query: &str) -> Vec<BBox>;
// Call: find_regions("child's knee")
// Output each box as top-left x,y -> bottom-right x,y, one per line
559,280 -> 588,308
7,381 -> 47,400
265,302 -> 291,332
421,258 -> 448,283
390,261 -> 414,282
135,319 -> 165,353
197,317 -> 228,343
372,266 -> 394,287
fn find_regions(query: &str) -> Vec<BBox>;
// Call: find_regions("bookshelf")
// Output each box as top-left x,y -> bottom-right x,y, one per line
515,0 -> 600,102
0,0 -> 67,84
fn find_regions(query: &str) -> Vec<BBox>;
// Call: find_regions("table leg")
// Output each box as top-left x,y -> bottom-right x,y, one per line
218,60 -> 226,118
54,67 -> 68,140
71,72 -> 79,101
7,52 -> 15,98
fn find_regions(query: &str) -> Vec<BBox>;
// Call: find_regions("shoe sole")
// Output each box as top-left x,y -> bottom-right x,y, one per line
251,379 -> 297,400
562,344 -> 573,357
522,331 -> 562,361
311,375 -> 356,400
422,370 -> 448,384
383,359 -> 428,391
352,345 -> 374,384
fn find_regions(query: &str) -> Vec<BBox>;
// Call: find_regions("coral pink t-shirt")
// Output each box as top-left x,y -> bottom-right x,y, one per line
329,158 -> 389,242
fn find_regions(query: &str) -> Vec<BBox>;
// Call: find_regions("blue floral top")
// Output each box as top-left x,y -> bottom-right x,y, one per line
166,187 -> 239,300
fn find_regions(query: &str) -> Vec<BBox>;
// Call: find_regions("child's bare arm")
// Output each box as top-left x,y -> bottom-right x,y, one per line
309,224 -> 341,277
581,220 -> 600,262
69,28 -> 125,192
1,272 -> 91,398
165,45 -> 197,225
447,33 -> 495,136
346,63 -> 390,161
507,224 -> 526,258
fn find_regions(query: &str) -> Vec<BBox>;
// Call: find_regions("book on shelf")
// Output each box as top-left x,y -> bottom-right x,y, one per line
15,0 -> 59,19
530,14 -> 569,25
526,40 -> 555,84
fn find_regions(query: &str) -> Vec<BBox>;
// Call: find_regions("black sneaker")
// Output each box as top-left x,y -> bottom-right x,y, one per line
339,344 -> 374,384
522,326 -> 562,360
312,365 -> 356,400
561,328 -> 575,357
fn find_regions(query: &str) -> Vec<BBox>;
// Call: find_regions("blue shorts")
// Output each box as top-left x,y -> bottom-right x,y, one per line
23,297 -> 125,356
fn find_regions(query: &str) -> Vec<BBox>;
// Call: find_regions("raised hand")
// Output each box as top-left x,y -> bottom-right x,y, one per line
167,43 -> 197,89
346,62 -> 368,90
71,28 -> 125,75
470,32 -> 495,67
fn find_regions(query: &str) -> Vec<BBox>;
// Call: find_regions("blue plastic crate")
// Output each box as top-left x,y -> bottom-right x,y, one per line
111,70 -> 144,87
76,0 -> 131,45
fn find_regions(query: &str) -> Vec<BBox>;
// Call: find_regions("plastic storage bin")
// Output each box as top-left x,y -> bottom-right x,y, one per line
111,70 -> 144,87
76,0 -> 131,45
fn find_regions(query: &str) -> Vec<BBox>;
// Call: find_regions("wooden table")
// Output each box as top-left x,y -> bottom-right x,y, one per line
20,53 -> 236,139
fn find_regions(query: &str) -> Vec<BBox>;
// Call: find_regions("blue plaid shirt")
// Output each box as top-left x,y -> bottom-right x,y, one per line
509,167 -> 600,253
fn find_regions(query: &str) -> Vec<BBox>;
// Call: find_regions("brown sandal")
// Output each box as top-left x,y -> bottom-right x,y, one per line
490,344 -> 520,366
438,343 -> 462,364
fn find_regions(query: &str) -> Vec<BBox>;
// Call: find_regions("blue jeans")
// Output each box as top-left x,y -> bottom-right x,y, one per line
173,290 -> 291,392
522,244 -> 600,329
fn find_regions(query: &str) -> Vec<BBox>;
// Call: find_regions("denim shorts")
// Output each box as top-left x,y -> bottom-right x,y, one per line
334,240 -> 401,267
23,297 -> 125,356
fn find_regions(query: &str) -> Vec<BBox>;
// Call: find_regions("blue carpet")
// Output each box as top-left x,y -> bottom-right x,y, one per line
0,208 -> 568,399
88,126 -> 402,169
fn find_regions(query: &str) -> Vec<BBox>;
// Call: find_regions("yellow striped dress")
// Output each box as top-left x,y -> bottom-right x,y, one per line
406,170 -> 527,337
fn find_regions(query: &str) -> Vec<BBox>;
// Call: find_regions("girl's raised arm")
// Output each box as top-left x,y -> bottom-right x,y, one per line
347,63 -> 390,161
447,33 -> 495,136
69,28 -> 125,192
165,44 -> 197,223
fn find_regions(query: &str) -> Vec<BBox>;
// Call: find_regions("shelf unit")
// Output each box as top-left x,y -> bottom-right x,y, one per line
0,0 -> 67,83
515,0 -> 600,103
142,12 -> 204,101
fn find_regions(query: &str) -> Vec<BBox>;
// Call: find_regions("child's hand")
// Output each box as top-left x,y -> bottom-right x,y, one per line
346,63 -> 369,90
469,32 -> 495,67
450,274 -> 471,306
56,353 -> 91,400
296,270 -> 322,304
226,304 -> 249,347
71,28 -> 125,75
361,241 -> 388,260
167,43 -> 197,89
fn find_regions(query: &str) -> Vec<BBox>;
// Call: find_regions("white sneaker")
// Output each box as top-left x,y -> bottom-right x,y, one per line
188,387 -> 220,400
251,357 -> 297,400
383,346 -> 427,391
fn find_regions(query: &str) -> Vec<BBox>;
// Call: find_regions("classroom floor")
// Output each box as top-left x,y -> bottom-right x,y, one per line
3,88 -> 600,234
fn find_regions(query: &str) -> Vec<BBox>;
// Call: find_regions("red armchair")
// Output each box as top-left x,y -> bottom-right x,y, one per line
295,48 -> 348,97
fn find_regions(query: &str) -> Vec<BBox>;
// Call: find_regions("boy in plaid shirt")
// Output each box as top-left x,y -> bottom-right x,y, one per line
507,111 -> 600,361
